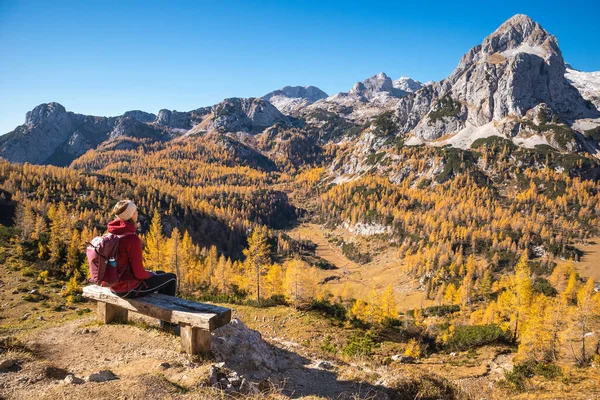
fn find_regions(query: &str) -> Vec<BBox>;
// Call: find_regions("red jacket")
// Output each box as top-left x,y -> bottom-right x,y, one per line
104,219 -> 153,293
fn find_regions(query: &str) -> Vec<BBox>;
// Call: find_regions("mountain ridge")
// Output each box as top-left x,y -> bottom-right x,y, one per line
1,14 -> 599,167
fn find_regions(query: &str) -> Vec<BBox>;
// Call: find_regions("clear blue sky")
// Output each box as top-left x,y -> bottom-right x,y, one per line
1,0 -> 599,134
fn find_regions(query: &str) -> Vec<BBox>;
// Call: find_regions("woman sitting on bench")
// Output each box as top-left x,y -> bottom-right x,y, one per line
107,200 -> 177,299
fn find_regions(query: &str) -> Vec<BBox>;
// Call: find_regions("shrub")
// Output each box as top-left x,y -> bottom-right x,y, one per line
444,324 -> 507,351
471,136 -> 516,149
585,126 -> 600,141
500,362 -> 562,392
343,331 -> 378,358
428,96 -> 461,121
381,317 -> 402,329
37,270 -> 49,284
320,335 -> 338,354
371,111 -> 397,136
77,307 -> 92,316
65,294 -> 85,306
404,338 -> 422,359
0,225 -> 18,246
501,363 -> 534,392
340,242 -> 371,264
366,152 -> 386,165
407,304 -> 460,317
532,277 -> 558,297
61,276 -> 82,297
310,299 -> 347,321
315,259 -> 337,270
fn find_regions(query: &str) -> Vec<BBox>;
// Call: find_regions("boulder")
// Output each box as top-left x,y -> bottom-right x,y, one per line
0,359 -> 20,373
86,370 -> 118,382
211,318 -> 288,379
63,374 -> 84,385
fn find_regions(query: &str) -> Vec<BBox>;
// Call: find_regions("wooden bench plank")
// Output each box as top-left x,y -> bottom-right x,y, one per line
82,285 -> 231,330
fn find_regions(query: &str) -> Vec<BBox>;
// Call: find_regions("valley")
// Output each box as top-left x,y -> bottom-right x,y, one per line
286,223 -> 432,312
1,12 -> 600,400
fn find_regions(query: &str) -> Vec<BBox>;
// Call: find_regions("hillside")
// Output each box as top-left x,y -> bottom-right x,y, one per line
1,13 -> 600,400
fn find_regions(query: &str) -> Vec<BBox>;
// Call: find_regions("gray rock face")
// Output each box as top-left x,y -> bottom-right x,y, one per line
566,67 -> 600,109
349,72 -> 407,100
156,109 -> 191,129
211,98 -> 288,134
0,103 -> 163,165
25,102 -> 70,127
395,14 -> 598,143
263,86 -> 328,115
307,72 -> 411,122
1,103 -> 75,164
154,107 -> 211,131
123,110 -> 156,123
109,116 -> 164,140
393,76 -> 424,93
263,86 -> 327,104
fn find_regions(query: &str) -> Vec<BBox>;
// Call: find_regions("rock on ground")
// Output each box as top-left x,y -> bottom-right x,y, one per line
86,370 -> 118,382
211,318 -> 289,379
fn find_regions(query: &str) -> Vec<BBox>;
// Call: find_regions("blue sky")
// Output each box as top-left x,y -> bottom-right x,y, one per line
1,0 -> 599,134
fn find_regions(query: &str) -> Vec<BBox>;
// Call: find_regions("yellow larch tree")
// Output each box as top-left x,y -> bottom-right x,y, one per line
263,263 -> 284,299
379,284 -> 398,320
166,228 -> 182,291
243,226 -> 271,302
283,258 -> 314,309
143,210 -> 166,271
568,277 -> 599,365
517,294 -> 552,362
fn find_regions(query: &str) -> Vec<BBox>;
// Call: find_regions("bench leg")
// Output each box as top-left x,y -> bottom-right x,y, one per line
180,324 -> 211,355
97,302 -> 128,324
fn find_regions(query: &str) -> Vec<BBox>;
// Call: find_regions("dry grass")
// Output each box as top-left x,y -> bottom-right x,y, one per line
556,238 -> 600,280
487,53 -> 507,64
286,223 -> 433,311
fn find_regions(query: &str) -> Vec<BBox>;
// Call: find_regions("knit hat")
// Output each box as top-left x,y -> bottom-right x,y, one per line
116,201 -> 137,221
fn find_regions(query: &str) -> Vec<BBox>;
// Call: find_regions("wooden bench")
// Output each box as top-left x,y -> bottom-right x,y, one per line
82,285 -> 231,355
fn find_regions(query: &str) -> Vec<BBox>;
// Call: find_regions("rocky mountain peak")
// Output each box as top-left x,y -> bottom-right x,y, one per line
350,72 -> 399,99
211,98 -> 288,134
263,86 -> 327,103
480,14 -> 557,59
25,102 -> 68,127
393,77 -> 423,93
262,86 -> 328,115
494,14 -> 538,36
123,110 -> 156,123
396,14 -> 598,148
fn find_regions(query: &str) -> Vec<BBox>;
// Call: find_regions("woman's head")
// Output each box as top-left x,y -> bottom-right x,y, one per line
113,200 -> 138,223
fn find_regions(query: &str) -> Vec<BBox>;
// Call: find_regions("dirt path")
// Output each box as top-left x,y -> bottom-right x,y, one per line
2,309 -> 390,399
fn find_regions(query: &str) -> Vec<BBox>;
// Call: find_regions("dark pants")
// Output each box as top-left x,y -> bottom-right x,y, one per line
116,271 -> 177,298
